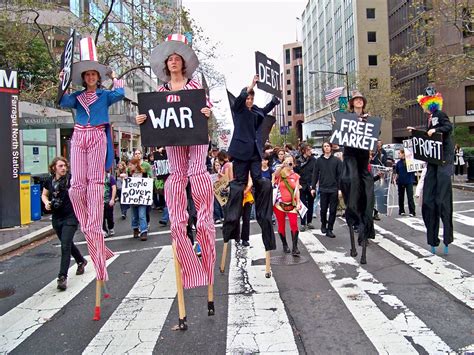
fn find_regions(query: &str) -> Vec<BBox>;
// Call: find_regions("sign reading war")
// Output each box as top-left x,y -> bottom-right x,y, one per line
329,112 -> 381,151
121,177 -> 153,205
138,89 -> 208,147
410,129 -> 444,165
56,30 -> 75,104
255,51 -> 281,98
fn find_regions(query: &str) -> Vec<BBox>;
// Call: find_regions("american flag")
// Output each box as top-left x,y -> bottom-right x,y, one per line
324,87 -> 345,101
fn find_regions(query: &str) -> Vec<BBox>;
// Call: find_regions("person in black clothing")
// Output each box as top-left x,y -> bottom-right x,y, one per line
311,142 -> 342,238
340,91 -> 376,264
409,87 -> 454,255
394,149 -> 416,217
42,157 -> 87,291
370,140 -> 387,166
223,74 -> 280,253
295,144 -> 317,230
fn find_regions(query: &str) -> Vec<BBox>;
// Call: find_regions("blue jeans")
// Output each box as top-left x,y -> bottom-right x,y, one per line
131,205 -> 148,234
161,206 -> 169,223
213,198 -> 223,221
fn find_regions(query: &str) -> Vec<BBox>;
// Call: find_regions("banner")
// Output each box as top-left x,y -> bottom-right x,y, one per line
120,177 -> 153,205
56,30 -> 75,104
329,112 -> 381,151
0,68 -> 21,227
255,51 -> 281,98
411,129 -> 444,165
372,165 -> 393,215
138,89 -> 208,147
403,139 -> 425,172
213,176 -> 229,207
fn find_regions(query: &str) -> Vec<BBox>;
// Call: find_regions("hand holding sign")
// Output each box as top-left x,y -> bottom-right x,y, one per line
255,51 -> 281,98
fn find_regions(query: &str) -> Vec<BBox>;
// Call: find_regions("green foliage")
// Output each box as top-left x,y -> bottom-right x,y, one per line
463,147 -> 474,157
269,127 -> 298,147
306,137 -> 316,146
453,125 -> 474,147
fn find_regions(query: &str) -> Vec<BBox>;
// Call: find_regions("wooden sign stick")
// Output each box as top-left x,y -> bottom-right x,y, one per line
207,284 -> 215,316
93,280 -> 102,321
220,242 -> 228,273
172,242 -> 187,330
265,251 -> 271,278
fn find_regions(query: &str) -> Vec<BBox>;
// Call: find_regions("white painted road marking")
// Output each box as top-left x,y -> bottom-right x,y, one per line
299,232 -> 452,354
396,217 -> 474,253
226,234 -> 298,354
374,225 -> 474,309
453,212 -> 474,227
0,256 -> 118,354
83,246 -> 176,354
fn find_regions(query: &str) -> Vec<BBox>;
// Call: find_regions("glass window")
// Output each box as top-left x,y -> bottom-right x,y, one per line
287,79 -> 291,84
70,0 -> 80,17
368,31 -> 376,42
369,78 -> 378,89
368,55 -> 378,66
286,69 -> 290,74
367,8 -> 375,19
288,111 -> 292,116
293,47 -> 302,59
287,100 -> 292,106
285,49 -> 291,64
466,85 -> 474,114
287,90 -> 291,95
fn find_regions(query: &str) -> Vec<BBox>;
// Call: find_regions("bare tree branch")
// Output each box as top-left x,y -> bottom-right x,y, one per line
95,0 -> 115,45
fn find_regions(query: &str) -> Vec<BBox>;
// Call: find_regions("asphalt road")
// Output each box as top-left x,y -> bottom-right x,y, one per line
0,188 -> 473,354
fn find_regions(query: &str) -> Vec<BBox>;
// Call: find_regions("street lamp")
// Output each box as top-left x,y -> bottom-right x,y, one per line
308,70 -> 350,101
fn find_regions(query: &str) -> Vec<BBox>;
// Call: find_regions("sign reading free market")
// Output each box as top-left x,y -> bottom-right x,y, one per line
255,51 -> 282,98
138,89 -> 208,147
330,112 -> 381,151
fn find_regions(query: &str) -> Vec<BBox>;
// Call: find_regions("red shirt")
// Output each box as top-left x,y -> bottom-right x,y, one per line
275,171 -> 300,204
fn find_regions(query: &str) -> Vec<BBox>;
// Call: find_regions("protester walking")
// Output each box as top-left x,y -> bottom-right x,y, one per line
295,144 -> 317,230
394,149 -> 416,217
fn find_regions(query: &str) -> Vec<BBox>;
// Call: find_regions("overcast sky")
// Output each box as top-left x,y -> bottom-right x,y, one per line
183,0 -> 307,104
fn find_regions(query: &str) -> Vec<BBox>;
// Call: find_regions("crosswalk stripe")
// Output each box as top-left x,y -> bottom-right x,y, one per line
0,256 -> 118,354
374,225 -> 474,309
453,212 -> 474,226
299,231 -> 452,354
83,246 -> 176,354
226,235 -> 298,354
396,217 -> 474,253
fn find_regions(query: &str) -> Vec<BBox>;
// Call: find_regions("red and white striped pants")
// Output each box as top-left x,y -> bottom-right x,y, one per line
69,124 -> 114,281
165,144 -> 215,289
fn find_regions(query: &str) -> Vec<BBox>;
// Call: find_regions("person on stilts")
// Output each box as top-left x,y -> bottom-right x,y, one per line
59,37 -> 124,320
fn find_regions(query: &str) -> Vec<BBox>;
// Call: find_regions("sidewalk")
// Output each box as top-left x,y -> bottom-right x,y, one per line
0,216 -> 54,256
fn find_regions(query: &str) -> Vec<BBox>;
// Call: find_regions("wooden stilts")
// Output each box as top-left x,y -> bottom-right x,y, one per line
220,242 -> 228,273
207,284 -> 215,316
172,243 -> 187,330
93,280 -> 102,321
265,251 -> 271,278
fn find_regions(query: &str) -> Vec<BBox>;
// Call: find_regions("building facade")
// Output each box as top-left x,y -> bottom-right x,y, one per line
389,0 -> 474,142
282,42 -> 304,140
301,0 -> 392,143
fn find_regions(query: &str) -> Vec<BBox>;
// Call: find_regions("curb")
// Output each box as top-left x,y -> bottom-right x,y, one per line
453,184 -> 474,192
0,225 -> 55,256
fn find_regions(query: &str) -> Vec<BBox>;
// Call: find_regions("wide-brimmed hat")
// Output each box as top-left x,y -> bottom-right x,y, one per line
72,37 -> 110,85
150,34 -> 199,82
349,90 -> 367,109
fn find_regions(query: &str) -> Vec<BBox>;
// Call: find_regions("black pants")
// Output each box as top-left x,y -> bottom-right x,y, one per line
52,215 -> 84,278
240,202 -> 252,241
422,163 -> 453,247
103,203 -> 114,231
320,191 -> 338,231
300,187 -> 315,225
397,183 -> 415,215
454,164 -> 464,175
223,156 -> 275,251
340,155 -> 375,240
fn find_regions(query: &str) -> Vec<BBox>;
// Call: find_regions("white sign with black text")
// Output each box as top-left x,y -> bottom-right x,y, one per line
121,177 -> 153,205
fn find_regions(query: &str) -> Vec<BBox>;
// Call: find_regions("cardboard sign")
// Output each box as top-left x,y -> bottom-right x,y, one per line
56,30 -> 75,104
411,129 -> 443,165
153,160 -> 169,176
121,177 -> 153,205
214,176 -> 229,207
138,89 -> 208,147
329,112 -> 381,151
403,139 -> 425,172
255,51 -> 281,98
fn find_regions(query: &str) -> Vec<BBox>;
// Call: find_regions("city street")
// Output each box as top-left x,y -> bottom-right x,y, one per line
0,188 -> 472,354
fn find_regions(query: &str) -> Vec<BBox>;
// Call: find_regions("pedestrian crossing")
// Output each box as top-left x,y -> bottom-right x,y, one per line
0,215 -> 473,354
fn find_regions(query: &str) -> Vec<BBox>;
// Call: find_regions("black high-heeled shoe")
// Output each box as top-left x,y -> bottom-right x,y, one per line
178,316 -> 188,330
208,301 -> 215,316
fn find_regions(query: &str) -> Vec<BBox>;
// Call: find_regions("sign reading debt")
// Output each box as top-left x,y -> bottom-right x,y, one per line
411,129 -> 443,165
255,51 -> 281,98
121,177 -> 153,205
329,112 -> 381,151
138,89 -> 208,147
57,30 -> 75,104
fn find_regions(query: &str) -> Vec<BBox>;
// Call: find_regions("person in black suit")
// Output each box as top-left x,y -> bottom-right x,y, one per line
223,74 -> 280,252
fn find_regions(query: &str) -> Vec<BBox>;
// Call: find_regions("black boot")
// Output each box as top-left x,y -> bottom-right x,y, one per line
291,231 -> 300,256
279,233 -> 291,253
349,225 -> 357,257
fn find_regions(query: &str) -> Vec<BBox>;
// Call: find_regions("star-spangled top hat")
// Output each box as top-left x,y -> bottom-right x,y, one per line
150,33 -> 199,82
72,37 -> 110,86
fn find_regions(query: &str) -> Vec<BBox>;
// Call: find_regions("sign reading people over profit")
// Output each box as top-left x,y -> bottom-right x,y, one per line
121,177 -> 153,205
410,129 -> 444,165
255,51 -> 281,98
329,112 -> 381,151
56,30 -> 75,104
138,89 -> 208,147
403,139 -> 425,172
